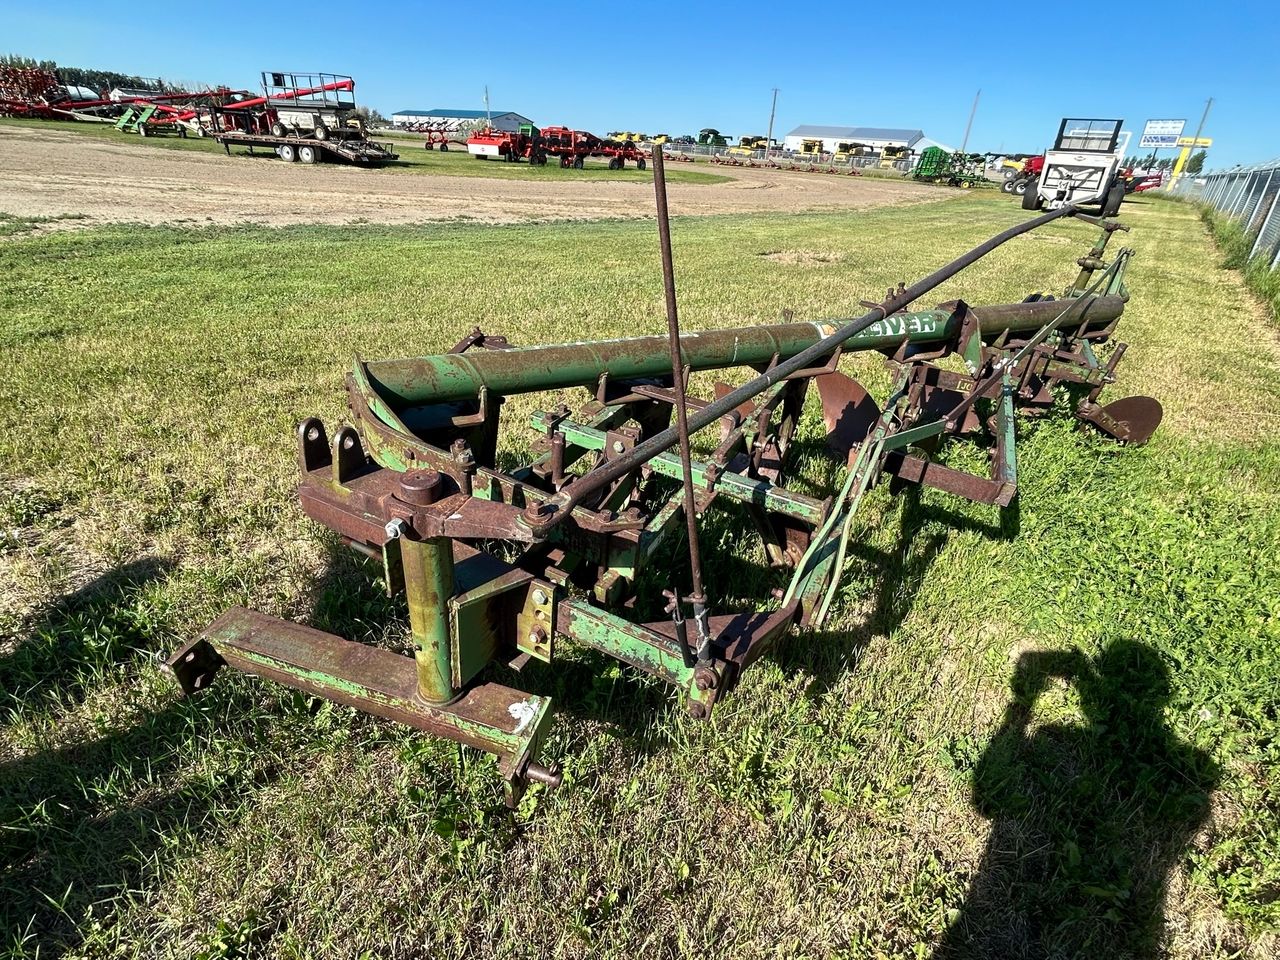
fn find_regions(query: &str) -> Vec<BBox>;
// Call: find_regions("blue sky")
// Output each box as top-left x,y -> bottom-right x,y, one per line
4,1 -> 1276,168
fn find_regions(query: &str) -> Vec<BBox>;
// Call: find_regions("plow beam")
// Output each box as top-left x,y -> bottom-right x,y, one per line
363,297 -> 1125,408
168,608 -> 560,806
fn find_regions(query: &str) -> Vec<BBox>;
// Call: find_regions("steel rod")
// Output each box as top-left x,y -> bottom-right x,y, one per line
525,204 -> 1080,537
652,145 -> 712,652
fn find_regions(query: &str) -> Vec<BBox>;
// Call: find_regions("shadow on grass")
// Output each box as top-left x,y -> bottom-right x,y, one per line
0,557 -> 175,715
0,560 -> 279,958
933,641 -> 1218,958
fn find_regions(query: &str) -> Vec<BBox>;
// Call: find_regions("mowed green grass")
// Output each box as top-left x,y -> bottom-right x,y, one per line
0,117 -> 730,184
0,195 -> 1277,958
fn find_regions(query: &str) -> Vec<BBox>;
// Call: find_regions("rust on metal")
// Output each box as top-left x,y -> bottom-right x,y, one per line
169,199 -> 1162,804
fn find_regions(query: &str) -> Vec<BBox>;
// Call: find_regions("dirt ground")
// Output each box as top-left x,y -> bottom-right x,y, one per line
0,125 -> 944,228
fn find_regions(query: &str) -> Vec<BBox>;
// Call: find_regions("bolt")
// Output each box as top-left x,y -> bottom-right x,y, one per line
384,518 -> 408,540
450,437 -> 473,461
694,666 -> 719,692
532,588 -> 549,606
306,426 -> 320,442
612,440 -> 625,454
527,625 -> 548,647
687,701 -> 708,720
525,761 -> 562,788
342,435 -> 355,450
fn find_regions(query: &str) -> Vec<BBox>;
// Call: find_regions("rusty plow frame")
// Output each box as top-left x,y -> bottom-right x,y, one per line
168,150 -> 1161,804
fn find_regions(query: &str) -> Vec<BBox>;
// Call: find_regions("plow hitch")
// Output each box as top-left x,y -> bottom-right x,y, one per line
171,170 -> 1160,804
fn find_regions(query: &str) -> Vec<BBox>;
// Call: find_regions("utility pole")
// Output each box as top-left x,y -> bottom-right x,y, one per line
960,89 -> 980,154
1189,96 -> 1213,152
1171,97 -> 1212,186
764,87 -> 779,160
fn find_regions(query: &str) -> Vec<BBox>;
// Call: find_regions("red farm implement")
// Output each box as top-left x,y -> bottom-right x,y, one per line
466,126 -> 547,164
539,126 -> 599,169
0,66 -> 62,118
417,123 -> 463,151
465,125 -> 647,170
206,72 -> 398,166
539,126 -> 648,169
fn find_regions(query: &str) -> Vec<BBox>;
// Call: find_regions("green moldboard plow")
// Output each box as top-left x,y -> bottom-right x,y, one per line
167,152 -> 1162,805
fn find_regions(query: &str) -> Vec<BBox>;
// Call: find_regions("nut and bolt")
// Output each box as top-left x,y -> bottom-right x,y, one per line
694,666 -> 719,692
450,438 -> 475,464
384,518 -> 409,540
532,588 -> 549,606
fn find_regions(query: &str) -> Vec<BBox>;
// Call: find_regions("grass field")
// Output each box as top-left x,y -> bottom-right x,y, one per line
0,193 -> 1276,958
0,117 -> 730,185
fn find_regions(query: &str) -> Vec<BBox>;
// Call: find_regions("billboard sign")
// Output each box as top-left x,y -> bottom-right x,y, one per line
1139,119 -> 1186,149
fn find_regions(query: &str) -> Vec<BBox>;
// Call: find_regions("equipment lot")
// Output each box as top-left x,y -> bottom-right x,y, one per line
0,122 -> 938,228
0,120 -> 1277,957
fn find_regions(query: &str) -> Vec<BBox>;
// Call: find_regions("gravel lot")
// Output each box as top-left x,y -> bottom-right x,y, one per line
0,125 -> 945,228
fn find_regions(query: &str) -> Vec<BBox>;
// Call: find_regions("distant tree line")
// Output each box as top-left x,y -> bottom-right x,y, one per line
1,53 -> 189,94
1121,150 -> 1207,174
354,105 -> 388,127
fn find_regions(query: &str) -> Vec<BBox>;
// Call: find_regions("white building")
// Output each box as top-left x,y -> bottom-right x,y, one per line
391,108 -> 533,132
782,125 -> 928,155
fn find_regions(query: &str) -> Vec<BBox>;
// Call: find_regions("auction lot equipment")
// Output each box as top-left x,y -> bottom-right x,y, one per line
169,149 -> 1160,805
210,72 -> 398,166
474,125 -> 650,170
1023,118 -> 1128,216
1001,155 -> 1044,196
914,148 -> 989,187
467,125 -> 547,163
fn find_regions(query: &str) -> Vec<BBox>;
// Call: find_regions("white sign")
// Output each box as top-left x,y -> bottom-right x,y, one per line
1139,119 -> 1186,149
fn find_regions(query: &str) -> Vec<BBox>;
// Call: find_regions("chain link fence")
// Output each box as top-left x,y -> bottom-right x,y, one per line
1168,159 -> 1280,271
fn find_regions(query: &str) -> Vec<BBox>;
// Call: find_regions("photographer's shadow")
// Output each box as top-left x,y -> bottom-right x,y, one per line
936,640 -> 1218,959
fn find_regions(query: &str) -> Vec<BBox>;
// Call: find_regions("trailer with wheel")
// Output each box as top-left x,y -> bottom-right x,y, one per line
540,127 -> 647,169
1022,119 -> 1129,216
540,126 -> 600,168
208,72 -> 398,167
1000,155 -> 1043,197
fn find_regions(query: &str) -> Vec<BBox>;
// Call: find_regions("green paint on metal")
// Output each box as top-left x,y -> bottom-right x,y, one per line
878,419 -> 947,453
560,599 -> 694,686
401,536 -> 457,703
997,372 -> 1017,487
531,413 -> 826,524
